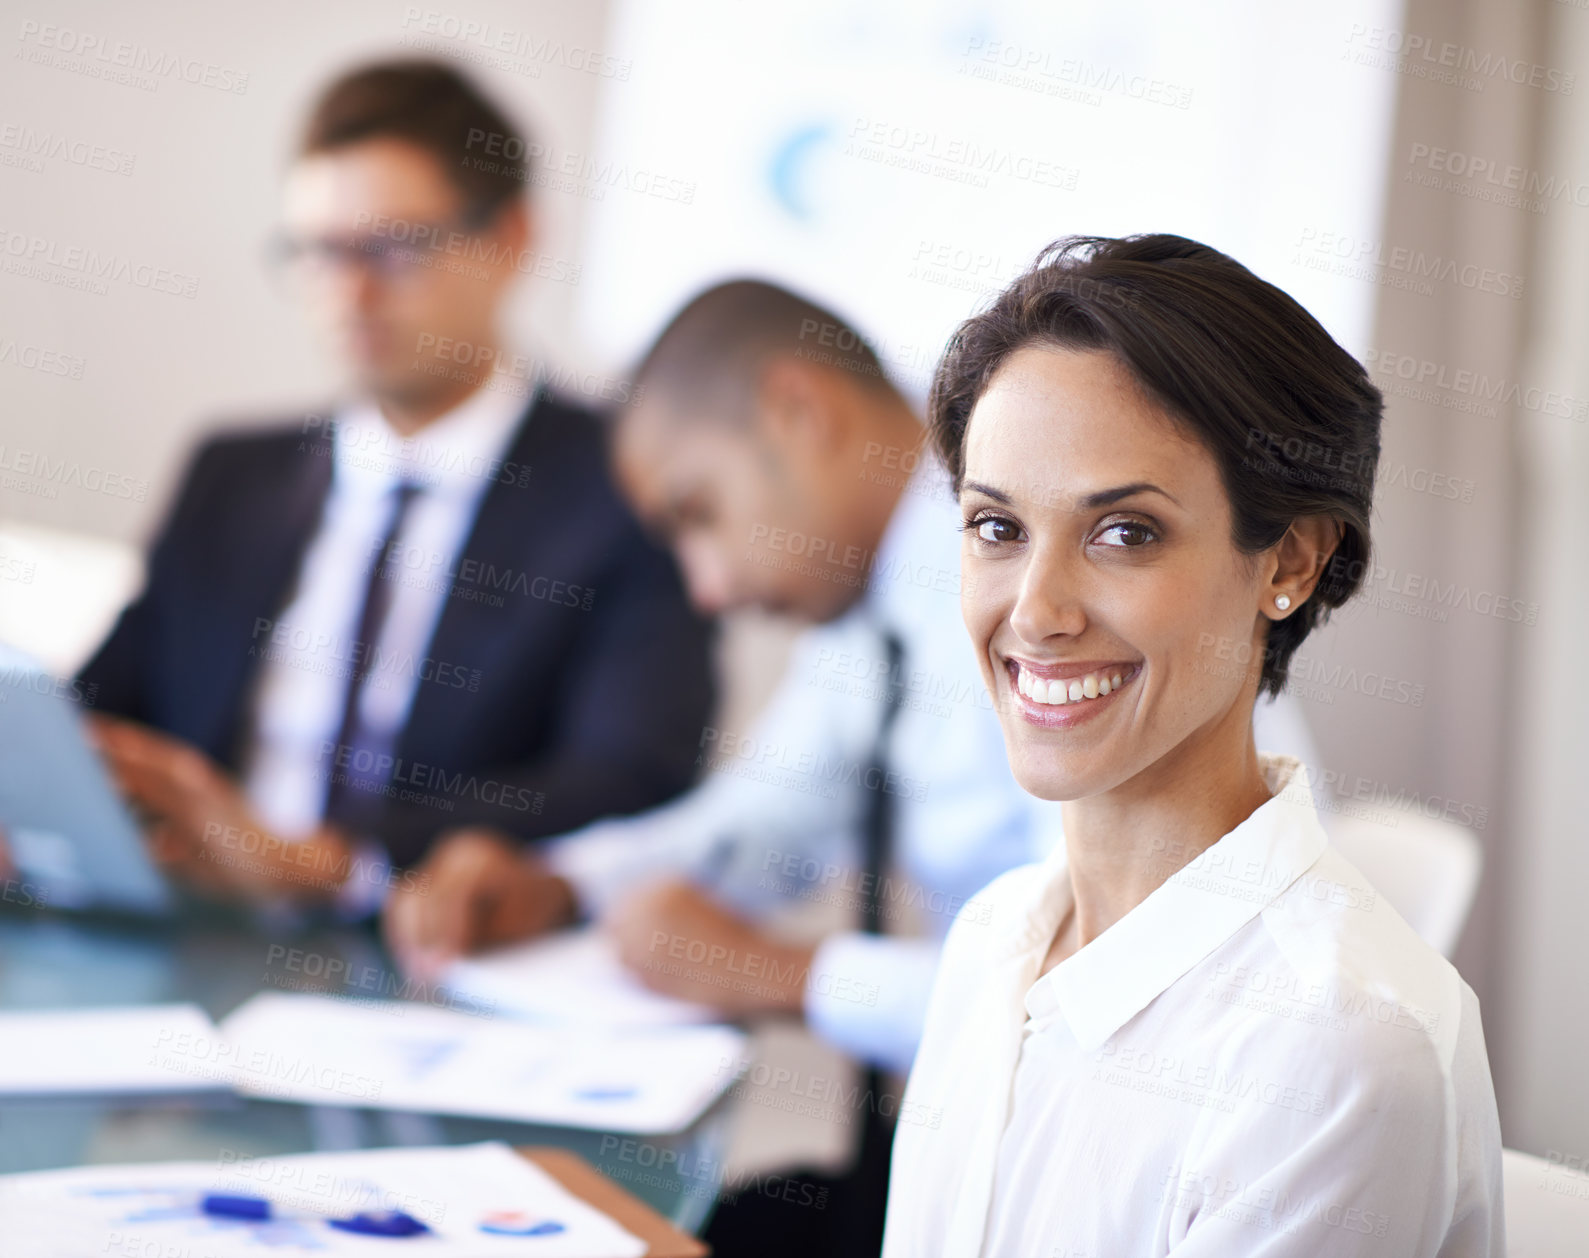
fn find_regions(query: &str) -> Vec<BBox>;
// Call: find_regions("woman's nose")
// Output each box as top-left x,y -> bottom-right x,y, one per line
1008,545 -> 1087,645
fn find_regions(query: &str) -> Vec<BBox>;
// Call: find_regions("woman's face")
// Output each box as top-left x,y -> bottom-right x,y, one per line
960,344 -> 1269,802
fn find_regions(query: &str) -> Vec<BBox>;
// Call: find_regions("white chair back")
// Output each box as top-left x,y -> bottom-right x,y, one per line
0,521 -> 141,677
1503,1147 -> 1589,1256
1326,805 -> 1482,958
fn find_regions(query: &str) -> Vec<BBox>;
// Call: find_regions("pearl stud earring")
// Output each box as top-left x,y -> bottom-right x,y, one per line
1275,594 -> 1291,611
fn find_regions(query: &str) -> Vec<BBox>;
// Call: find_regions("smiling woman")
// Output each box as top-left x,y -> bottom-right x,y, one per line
881,236 -> 1503,1257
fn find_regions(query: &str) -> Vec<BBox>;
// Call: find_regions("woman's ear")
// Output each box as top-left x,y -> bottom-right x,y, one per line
1265,515 -> 1343,619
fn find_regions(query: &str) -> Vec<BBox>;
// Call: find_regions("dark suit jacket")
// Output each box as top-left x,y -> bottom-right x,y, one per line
81,388 -> 715,866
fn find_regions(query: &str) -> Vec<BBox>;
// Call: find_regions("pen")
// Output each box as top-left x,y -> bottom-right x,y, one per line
201,1193 -> 431,1237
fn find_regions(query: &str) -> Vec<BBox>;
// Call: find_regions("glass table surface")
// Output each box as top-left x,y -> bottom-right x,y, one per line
0,903 -> 730,1232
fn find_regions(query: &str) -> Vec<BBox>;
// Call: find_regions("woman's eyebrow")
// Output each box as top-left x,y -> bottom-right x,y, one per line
962,479 -> 1181,510
960,479 -> 1013,504
1078,482 -> 1182,510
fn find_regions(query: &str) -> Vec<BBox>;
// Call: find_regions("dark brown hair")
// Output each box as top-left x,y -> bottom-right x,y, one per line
930,234 -> 1382,699
299,59 -> 529,222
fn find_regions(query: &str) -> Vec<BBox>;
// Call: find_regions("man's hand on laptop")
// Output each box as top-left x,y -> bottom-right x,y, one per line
382,829 -> 577,980
606,879 -> 816,1015
89,715 -> 355,904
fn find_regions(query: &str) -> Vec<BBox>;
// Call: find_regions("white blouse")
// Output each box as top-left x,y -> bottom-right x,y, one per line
882,754 -> 1503,1257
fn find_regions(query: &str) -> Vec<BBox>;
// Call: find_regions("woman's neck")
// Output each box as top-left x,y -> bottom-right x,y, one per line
1058,700 -> 1274,951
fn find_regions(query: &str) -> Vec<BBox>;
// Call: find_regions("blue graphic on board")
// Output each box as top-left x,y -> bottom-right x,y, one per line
767,122 -> 834,221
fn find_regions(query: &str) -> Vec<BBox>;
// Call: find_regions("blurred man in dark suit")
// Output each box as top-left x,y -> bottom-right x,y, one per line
80,59 -> 714,914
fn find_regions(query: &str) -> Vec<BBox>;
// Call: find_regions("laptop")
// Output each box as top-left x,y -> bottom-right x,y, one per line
0,646 -> 173,915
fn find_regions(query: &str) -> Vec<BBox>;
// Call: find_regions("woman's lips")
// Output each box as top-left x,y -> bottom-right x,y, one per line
1003,658 -> 1141,727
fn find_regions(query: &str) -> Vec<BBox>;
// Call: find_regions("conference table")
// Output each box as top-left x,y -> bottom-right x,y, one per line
0,902 -> 733,1234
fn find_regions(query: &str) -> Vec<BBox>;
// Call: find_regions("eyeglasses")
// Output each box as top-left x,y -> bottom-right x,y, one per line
265,209 -> 494,289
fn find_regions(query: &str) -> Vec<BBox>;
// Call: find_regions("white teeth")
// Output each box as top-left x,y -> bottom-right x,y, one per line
1015,666 -> 1133,706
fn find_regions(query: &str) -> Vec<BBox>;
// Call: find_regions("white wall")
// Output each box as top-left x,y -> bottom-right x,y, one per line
576,0 -> 1401,399
0,0 -> 615,544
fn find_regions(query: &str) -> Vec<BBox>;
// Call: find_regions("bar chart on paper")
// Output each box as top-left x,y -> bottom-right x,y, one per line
0,1143 -> 647,1257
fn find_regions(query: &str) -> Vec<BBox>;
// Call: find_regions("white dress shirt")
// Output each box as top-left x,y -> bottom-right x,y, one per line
240,385 -> 528,847
549,458 -> 1316,1074
883,753 -> 1504,1257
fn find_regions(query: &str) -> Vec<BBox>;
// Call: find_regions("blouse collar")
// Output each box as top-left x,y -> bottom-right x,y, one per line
1021,753 -> 1328,1051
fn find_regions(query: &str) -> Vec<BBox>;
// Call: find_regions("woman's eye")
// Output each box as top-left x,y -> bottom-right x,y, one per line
1096,520 -> 1156,548
973,515 -> 1022,544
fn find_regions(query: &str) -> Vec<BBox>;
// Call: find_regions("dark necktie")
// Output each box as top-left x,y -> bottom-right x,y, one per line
320,481 -> 422,833
842,627 -> 905,1248
859,629 -> 905,934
